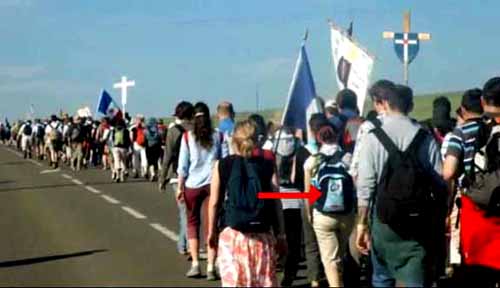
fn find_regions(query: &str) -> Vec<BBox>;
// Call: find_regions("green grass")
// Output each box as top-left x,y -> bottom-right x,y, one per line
164,91 -> 464,125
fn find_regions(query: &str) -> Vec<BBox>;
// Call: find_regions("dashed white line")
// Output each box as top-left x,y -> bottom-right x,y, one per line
71,179 -> 83,185
28,159 -> 43,167
61,173 -> 73,180
101,194 -> 120,204
84,185 -> 101,194
40,169 -> 60,174
150,223 -> 179,242
122,206 -> 147,219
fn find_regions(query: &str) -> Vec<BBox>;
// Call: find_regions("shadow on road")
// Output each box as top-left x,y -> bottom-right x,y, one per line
0,249 -> 108,268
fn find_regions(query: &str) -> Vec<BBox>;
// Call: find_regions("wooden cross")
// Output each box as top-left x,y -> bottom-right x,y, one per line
382,11 -> 431,84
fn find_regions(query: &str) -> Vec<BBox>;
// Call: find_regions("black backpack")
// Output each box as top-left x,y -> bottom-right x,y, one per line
224,157 -> 271,233
312,151 -> 355,214
23,124 -> 32,136
70,125 -> 82,142
168,125 -> 185,174
373,128 -> 439,239
468,124 -> 500,216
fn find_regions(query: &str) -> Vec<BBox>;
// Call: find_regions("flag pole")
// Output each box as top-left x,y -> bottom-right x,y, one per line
275,29 -> 309,155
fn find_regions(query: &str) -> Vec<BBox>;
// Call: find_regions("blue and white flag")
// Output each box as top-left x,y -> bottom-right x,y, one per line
394,32 -> 419,64
281,44 -> 318,131
96,90 -> 120,117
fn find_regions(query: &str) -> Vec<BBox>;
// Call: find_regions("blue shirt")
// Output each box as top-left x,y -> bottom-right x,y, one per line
177,131 -> 226,189
218,118 -> 235,136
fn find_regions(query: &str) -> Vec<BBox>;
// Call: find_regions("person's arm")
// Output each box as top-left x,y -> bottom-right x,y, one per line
176,133 -> 190,202
159,129 -> 175,187
355,135 -> 377,255
442,155 -> 459,182
208,161 -> 221,249
304,161 -> 313,223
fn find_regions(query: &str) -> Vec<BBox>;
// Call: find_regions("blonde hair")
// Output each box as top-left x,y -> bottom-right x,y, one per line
232,120 -> 256,158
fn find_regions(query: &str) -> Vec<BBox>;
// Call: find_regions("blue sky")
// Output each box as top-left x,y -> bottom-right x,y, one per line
1,0 -> 499,119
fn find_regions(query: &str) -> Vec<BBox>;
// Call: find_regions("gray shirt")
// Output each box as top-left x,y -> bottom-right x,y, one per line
356,114 -> 443,207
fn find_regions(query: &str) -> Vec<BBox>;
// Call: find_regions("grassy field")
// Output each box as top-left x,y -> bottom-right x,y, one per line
164,91 -> 464,125
235,91 -> 463,124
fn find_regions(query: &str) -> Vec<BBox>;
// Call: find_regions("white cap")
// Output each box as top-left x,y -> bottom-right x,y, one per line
325,99 -> 337,108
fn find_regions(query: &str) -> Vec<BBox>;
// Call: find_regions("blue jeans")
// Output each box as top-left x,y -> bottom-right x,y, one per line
371,251 -> 396,287
176,192 -> 188,253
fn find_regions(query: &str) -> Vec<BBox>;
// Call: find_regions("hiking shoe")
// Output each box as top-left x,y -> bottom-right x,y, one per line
206,269 -> 219,281
185,265 -> 201,278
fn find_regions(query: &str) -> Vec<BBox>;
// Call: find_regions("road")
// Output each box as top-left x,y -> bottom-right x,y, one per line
0,145 -> 218,287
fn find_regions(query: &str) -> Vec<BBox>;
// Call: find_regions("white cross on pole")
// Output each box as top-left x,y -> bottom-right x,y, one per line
394,33 -> 418,64
113,76 -> 135,116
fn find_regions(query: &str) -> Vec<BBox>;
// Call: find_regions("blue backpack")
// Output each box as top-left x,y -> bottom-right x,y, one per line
146,126 -> 160,147
312,151 -> 354,214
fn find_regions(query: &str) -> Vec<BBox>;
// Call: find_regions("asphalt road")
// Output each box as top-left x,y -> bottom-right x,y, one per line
0,145 -> 218,287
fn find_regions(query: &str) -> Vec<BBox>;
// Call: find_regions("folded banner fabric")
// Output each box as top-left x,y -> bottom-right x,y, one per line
330,22 -> 375,114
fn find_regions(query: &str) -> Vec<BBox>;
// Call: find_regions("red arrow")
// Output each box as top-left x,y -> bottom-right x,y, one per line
257,185 -> 322,205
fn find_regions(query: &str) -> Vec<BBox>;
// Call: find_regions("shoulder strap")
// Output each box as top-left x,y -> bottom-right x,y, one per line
404,129 -> 428,156
183,131 -> 190,152
369,118 -> 382,128
371,126 -> 400,156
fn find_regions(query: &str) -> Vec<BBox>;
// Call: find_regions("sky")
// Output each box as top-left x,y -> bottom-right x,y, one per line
1,0 -> 499,119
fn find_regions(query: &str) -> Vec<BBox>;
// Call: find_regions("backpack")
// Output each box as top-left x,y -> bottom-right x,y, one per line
49,123 -> 62,141
468,124 -> 500,215
146,126 -> 160,147
23,124 -> 32,136
274,131 -> 297,187
373,127 -> 439,239
224,157 -> 271,233
70,125 -> 82,142
36,125 -> 45,139
312,151 -> 355,214
168,125 -> 185,173
114,128 -> 125,146
341,116 -> 364,153
135,127 -> 146,146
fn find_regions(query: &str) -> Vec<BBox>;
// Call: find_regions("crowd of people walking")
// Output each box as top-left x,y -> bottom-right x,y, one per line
1,76 -> 499,287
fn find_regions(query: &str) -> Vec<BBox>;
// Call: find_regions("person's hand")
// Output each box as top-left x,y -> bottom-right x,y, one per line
176,187 -> 184,203
356,224 -> 371,255
208,232 -> 218,250
276,235 -> 288,258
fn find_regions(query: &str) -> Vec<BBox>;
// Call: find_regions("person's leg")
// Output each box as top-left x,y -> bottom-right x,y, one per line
175,189 -> 188,253
111,148 -> 120,181
282,209 -> 303,286
313,211 -> 342,287
184,186 -> 203,276
200,186 -> 216,276
302,208 -> 324,286
371,248 -> 396,287
140,146 -> 148,178
132,143 -> 139,176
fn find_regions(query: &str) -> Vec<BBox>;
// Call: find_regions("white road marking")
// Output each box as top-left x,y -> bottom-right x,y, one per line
5,148 -> 22,157
71,179 -> 83,185
150,223 -> 179,242
40,169 -> 60,174
122,206 -> 147,219
28,159 -> 43,167
61,174 -> 73,180
101,194 -> 120,204
84,185 -> 101,194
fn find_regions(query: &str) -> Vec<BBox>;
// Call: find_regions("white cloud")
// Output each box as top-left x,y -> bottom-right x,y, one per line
0,65 -> 46,79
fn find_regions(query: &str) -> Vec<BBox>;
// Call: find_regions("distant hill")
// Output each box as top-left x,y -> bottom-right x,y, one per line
164,91 -> 463,125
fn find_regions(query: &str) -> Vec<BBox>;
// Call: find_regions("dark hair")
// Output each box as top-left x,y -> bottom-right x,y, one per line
365,110 -> 378,122
50,115 -> 58,122
175,101 -> 194,120
248,114 -> 267,147
308,113 -> 329,135
193,102 -> 213,149
315,96 -> 326,112
325,106 -> 339,117
395,84 -> 414,114
434,96 -> 452,114
336,89 -> 358,111
461,88 -> 483,114
483,77 -> 500,107
432,96 -> 454,131
369,80 -> 397,103
317,124 -> 337,145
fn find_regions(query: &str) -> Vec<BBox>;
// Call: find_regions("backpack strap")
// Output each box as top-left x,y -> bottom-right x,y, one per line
371,126 -> 400,157
403,129 -> 428,156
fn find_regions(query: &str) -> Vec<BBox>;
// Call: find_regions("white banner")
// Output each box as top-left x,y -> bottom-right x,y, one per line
330,23 -> 375,114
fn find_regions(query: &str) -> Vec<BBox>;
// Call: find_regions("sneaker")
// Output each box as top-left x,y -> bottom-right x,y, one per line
206,269 -> 219,281
185,265 -> 201,278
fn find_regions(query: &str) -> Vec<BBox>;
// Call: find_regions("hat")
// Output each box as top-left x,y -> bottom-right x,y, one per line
461,89 -> 483,115
325,99 -> 337,109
